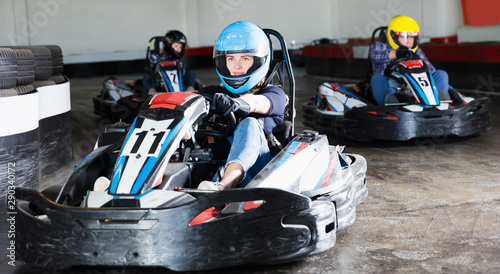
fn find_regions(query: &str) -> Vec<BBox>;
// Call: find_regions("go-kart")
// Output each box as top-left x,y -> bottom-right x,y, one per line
14,29 -> 368,272
303,26 -> 492,142
93,36 -> 200,123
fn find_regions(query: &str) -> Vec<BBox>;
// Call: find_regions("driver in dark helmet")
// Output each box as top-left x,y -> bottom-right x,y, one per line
143,30 -> 196,93
197,21 -> 287,190
370,15 -> 449,105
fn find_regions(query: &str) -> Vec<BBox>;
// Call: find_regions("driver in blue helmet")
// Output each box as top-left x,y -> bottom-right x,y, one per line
198,21 -> 287,190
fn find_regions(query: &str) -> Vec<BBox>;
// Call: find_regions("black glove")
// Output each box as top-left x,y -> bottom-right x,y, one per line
396,46 -> 417,60
212,93 -> 251,117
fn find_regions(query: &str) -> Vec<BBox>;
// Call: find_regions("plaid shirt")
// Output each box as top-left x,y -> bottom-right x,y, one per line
369,42 -> 436,75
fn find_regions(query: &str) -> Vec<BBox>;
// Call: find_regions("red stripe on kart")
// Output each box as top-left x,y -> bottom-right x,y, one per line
159,60 -> 177,67
189,207 -> 221,226
293,142 -> 308,154
321,150 -> 338,188
243,200 -> 263,211
329,83 -> 341,91
151,92 -> 194,105
149,103 -> 175,109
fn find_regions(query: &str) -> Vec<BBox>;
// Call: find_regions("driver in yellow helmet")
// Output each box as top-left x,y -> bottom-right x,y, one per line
369,15 -> 449,105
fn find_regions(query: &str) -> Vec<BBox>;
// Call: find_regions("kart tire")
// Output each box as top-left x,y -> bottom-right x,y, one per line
44,45 -> 64,75
302,101 -> 316,129
0,48 -> 18,89
32,79 -> 56,89
16,46 -> 53,80
0,88 -> 18,97
14,85 -> 35,95
51,75 -> 66,84
14,48 -> 35,86
93,95 -> 102,115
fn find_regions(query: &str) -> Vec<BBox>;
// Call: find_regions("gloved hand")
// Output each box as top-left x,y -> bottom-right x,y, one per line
212,93 -> 251,117
396,46 -> 417,60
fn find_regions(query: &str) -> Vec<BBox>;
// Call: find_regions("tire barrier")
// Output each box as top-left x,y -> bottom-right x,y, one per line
0,45 -> 72,202
0,48 -> 17,89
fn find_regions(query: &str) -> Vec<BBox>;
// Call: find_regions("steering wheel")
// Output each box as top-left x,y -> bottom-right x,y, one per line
383,57 -> 410,77
195,93 -> 237,140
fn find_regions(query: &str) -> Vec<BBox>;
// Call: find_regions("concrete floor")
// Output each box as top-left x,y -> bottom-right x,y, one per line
2,66 -> 500,273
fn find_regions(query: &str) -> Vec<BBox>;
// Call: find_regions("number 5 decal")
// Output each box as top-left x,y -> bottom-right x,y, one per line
122,129 -> 168,157
417,76 -> 429,87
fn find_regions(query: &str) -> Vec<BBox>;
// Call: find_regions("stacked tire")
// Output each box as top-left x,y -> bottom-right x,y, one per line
0,45 -> 69,201
0,48 -> 19,97
0,45 -> 66,96
46,45 -> 65,84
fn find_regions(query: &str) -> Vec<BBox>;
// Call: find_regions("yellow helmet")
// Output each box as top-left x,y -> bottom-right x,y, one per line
387,15 -> 420,52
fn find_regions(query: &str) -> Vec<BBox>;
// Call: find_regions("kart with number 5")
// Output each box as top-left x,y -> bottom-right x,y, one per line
303,26 -> 492,142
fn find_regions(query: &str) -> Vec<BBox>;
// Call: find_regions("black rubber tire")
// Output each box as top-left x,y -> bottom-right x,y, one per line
0,88 -> 18,97
14,84 -> 35,95
32,79 -> 56,89
44,45 -> 64,75
0,48 -> 18,89
14,48 -> 35,85
14,46 -> 53,80
51,75 -> 66,84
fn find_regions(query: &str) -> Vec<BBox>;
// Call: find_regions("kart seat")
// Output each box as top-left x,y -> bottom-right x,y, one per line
363,26 -> 389,103
157,160 -> 224,190
271,120 -> 293,154
158,163 -> 191,190
377,26 -> 388,43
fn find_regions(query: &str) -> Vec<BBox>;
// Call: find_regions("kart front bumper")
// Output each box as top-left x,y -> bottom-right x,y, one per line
305,97 -> 492,141
14,187 -> 336,271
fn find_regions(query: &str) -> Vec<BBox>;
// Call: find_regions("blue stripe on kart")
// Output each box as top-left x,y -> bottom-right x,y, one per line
406,73 -> 429,105
161,71 -> 176,92
130,118 -> 185,194
273,141 -> 299,170
313,152 -> 339,190
178,69 -> 183,91
74,145 -> 110,173
336,84 -> 361,100
110,118 -> 138,194
428,72 -> 439,105
133,189 -> 154,199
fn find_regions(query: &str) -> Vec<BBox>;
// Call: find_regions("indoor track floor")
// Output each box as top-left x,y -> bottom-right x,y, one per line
2,66 -> 500,273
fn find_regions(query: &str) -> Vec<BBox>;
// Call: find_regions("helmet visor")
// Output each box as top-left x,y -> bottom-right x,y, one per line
393,31 -> 420,49
213,29 -> 270,58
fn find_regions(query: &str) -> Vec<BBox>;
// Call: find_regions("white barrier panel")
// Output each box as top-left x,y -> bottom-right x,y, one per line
0,92 -> 40,201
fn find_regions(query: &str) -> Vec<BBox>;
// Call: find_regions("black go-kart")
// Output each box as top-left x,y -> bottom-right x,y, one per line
93,36 -> 202,123
14,29 -> 368,272
303,26 -> 492,142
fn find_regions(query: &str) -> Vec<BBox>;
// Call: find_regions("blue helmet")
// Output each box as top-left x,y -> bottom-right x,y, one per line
214,21 -> 270,94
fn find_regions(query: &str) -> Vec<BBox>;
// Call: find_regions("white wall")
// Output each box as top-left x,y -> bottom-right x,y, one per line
1,0 -> 189,63
337,0 -> 463,42
195,0 -> 335,47
0,0 -> 465,64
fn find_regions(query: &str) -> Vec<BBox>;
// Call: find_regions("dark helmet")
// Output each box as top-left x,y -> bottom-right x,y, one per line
163,30 -> 187,59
